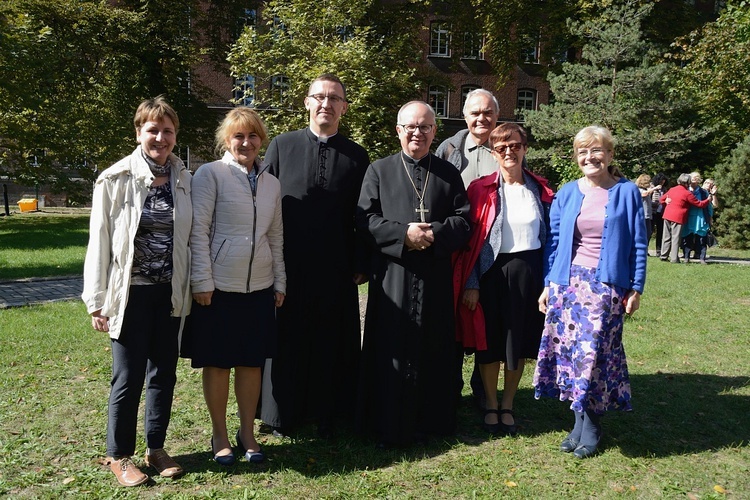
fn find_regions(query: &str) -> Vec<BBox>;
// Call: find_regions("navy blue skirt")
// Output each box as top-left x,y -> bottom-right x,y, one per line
187,287 -> 277,369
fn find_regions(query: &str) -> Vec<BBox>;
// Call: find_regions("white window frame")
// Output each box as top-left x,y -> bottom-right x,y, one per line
430,22 -> 451,57
429,85 -> 449,118
462,32 -> 485,60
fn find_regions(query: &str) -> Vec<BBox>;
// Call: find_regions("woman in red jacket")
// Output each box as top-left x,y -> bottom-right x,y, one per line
659,173 -> 713,263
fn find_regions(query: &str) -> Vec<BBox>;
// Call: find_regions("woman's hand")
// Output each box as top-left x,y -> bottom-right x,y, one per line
538,288 -> 549,314
461,289 -> 480,311
91,309 -> 109,332
624,290 -> 641,315
274,291 -> 285,308
193,291 -> 213,306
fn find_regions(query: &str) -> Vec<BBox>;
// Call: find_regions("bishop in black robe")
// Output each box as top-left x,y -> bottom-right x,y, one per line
356,151 -> 470,446
264,127 -> 369,434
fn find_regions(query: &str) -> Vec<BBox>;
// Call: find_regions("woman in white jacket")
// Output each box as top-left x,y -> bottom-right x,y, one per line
189,107 -> 285,465
81,97 -> 192,486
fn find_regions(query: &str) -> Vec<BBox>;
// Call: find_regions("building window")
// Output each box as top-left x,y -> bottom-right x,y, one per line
271,75 -> 289,105
521,37 -> 541,64
461,85 -> 480,114
462,32 -> 484,60
429,85 -> 448,118
233,74 -> 255,106
516,89 -> 537,120
430,22 -> 451,57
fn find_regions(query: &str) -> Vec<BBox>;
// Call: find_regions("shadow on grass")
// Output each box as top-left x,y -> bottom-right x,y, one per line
488,372 -> 750,459
0,215 -> 89,251
166,373 -> 747,478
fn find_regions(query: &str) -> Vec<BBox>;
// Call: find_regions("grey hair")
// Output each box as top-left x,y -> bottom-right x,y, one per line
462,88 -> 499,116
677,173 -> 692,187
397,101 -> 435,124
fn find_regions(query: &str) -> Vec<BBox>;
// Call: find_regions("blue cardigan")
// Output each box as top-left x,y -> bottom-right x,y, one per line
544,177 -> 648,294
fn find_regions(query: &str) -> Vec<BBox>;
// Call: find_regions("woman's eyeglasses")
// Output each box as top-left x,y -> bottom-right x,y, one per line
493,143 -> 524,154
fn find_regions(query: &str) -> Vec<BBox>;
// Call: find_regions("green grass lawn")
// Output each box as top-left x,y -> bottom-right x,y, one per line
0,212 -> 90,280
1,256 -> 749,498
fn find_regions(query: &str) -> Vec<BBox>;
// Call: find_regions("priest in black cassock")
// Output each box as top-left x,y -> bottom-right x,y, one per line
356,101 -> 471,446
262,74 -> 369,437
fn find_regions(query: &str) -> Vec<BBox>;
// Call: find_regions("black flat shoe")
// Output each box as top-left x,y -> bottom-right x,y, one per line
482,409 -> 500,434
560,437 -> 579,453
498,409 -> 518,436
211,438 -> 235,466
573,442 -> 599,459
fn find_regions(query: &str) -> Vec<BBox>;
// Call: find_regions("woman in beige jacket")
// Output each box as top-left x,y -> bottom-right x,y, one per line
188,107 -> 285,465
81,97 -> 192,486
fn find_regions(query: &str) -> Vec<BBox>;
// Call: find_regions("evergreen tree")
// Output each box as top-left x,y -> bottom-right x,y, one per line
522,0 -> 705,188
713,134 -> 750,249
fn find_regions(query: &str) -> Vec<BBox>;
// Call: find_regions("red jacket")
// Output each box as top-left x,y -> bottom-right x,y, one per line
452,169 -> 554,350
660,185 -> 710,225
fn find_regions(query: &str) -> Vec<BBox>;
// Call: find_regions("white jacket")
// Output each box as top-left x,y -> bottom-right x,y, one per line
190,152 -> 285,295
81,147 -> 193,339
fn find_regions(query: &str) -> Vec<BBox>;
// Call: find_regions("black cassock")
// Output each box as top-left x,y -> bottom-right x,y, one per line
356,152 -> 470,445
264,128 -> 369,432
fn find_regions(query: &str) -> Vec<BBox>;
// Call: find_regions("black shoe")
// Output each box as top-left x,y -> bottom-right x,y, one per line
560,437 -> 579,453
482,409 -> 500,434
498,409 -> 518,436
235,430 -> 247,455
573,442 -> 599,459
211,438 -> 236,466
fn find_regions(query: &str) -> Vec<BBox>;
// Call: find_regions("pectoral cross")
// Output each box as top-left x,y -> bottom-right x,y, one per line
415,200 -> 429,223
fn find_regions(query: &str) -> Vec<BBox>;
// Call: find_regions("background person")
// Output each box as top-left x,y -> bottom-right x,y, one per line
81,96 -> 191,486
262,74 -> 369,438
659,173 -> 712,263
650,173 -> 668,256
356,101 -> 471,447
680,172 -> 713,264
453,123 -> 554,436
635,174 -> 661,252
534,125 -> 647,459
189,107 -> 285,464
436,88 -> 500,409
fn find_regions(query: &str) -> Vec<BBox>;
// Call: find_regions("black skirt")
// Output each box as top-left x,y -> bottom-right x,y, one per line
187,287 -> 277,369
476,248 -> 545,369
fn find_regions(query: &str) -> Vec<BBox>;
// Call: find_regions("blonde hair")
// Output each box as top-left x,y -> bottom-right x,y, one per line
635,174 -> 651,189
573,125 -> 621,177
133,95 -> 179,133
215,107 -> 268,156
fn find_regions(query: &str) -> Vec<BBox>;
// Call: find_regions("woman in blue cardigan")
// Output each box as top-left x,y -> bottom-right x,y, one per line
533,126 -> 648,459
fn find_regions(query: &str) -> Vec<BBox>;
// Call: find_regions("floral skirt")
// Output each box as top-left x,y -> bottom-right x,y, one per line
533,265 -> 632,414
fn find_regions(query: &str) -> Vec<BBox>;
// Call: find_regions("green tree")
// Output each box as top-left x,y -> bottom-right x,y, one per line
522,0 -> 706,188
0,0 -> 209,203
228,0 -> 435,159
671,1 -> 750,151
713,134 -> 750,249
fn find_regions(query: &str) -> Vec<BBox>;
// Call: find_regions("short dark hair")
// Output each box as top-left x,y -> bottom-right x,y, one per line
489,123 -> 528,146
309,74 -> 347,100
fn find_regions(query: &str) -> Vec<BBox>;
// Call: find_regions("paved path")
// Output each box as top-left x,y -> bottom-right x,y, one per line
0,276 -> 83,309
1,255 -> 747,310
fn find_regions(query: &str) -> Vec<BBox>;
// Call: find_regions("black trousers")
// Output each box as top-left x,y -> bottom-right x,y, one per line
106,283 -> 180,457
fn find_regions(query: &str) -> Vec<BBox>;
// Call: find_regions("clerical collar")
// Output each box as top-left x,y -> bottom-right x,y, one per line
309,127 -> 338,143
402,151 -> 430,165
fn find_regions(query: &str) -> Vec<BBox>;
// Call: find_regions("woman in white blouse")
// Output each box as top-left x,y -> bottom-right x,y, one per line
454,123 -> 554,436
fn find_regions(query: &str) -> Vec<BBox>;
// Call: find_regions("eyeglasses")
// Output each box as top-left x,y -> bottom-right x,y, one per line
577,148 -> 607,157
307,94 -> 346,104
492,143 -> 524,154
399,124 -> 434,134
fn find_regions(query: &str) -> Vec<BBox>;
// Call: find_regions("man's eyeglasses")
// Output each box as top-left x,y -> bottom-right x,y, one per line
577,148 -> 607,157
399,124 -> 434,134
308,94 -> 346,104
493,143 -> 524,154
